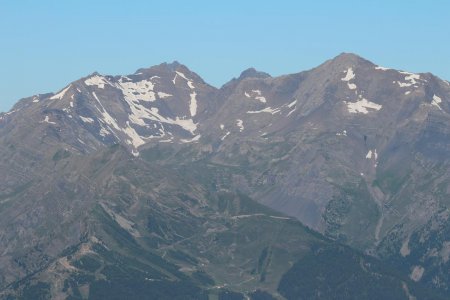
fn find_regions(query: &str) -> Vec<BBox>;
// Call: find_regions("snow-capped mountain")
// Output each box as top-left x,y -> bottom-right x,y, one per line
0,61 -> 218,156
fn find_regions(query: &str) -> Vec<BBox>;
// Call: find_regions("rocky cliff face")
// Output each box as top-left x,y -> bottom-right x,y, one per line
1,53 -> 449,298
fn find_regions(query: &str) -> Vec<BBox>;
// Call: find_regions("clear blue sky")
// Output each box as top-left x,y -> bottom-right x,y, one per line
1,0 -> 449,112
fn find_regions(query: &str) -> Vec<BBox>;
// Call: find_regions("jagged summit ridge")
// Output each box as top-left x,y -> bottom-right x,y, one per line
2,53 -> 449,158
238,67 -> 271,80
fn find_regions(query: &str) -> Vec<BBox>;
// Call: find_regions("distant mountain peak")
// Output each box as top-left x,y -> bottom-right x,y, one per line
220,68 -> 271,90
238,67 -> 271,80
329,52 -> 374,67
135,61 -> 189,74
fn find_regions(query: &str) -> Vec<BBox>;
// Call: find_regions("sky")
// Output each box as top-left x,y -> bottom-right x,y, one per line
1,0 -> 449,112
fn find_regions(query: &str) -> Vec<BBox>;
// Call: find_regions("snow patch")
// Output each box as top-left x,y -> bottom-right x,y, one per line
347,83 -> 357,90
236,119 -> 244,132
244,90 -> 266,103
341,68 -> 357,90
159,138 -> 174,143
124,121 -> 146,148
431,94 -> 443,111
85,75 -> 110,89
344,96 -> 382,114
92,92 -> 121,132
116,78 -> 156,102
269,216 -> 291,220
43,115 -> 56,125
286,99 -> 298,116
99,127 -> 110,137
255,96 -> 266,103
80,116 -> 95,123
172,117 -> 198,134
247,107 -> 281,114
375,66 -> 390,71
189,92 -> 198,116
175,71 -> 195,89
396,72 -> 421,88
341,68 -> 355,82
221,131 -> 230,140
157,92 -> 172,98
116,81 -> 199,134
365,149 -> 378,162
180,134 -> 201,143
287,99 -> 297,108
50,85 -> 71,100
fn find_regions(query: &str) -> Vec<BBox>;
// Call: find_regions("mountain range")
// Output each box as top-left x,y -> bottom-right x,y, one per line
0,53 -> 449,299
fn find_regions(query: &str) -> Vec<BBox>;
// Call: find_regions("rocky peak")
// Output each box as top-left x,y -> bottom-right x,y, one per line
238,67 -> 271,80
330,52 -> 373,66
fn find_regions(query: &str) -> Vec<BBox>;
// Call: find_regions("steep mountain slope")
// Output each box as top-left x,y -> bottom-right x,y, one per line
0,145 -> 441,299
0,62 -> 216,158
1,53 -> 450,298
196,54 -> 450,295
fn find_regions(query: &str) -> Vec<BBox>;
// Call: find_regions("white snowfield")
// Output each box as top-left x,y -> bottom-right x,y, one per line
344,96 -> 382,114
396,71 -> 422,88
157,92 -> 172,99
190,92 -> 198,116
50,85 -> 71,100
84,72 -> 200,154
431,94 -> 443,111
341,68 -> 357,90
124,121 -> 146,148
366,149 -> 377,160
347,83 -> 357,90
175,71 -> 195,89
116,78 -> 156,102
375,66 -> 390,71
174,71 -> 198,117
244,89 -> 266,103
79,116 -> 95,124
57,73 -> 202,153
84,75 -> 110,89
341,68 -> 355,82
43,115 -> 56,125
